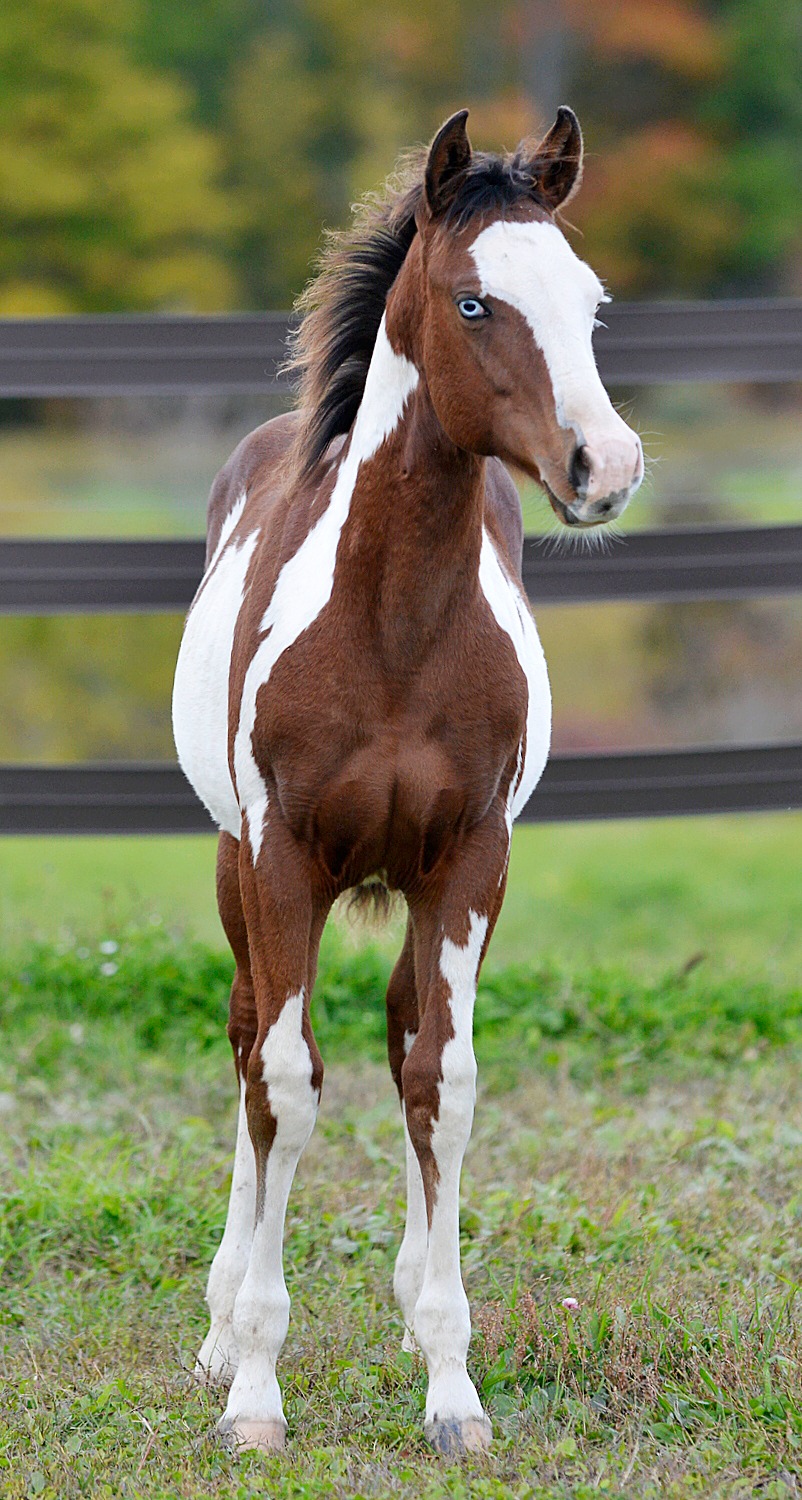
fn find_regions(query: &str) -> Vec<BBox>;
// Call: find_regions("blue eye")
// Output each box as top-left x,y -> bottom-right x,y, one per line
457,296 -> 490,321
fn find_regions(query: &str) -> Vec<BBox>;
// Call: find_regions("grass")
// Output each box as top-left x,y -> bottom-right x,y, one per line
2,816 -> 802,1496
3,811 -> 802,976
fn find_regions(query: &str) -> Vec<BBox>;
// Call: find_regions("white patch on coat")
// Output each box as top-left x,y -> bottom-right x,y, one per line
413,910 -> 489,1425
225,989 -> 318,1430
172,523 -> 260,837
207,490 -> 248,576
479,528 -> 551,820
259,989 -> 318,1127
234,317 -> 419,859
433,910 -> 488,1166
469,219 -> 628,450
195,1077 -> 256,1383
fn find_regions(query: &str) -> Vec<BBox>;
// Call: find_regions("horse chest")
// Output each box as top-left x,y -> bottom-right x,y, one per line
246,554 -> 550,881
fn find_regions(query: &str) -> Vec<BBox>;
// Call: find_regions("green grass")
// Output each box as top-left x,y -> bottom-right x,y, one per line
3,968 -> 802,1497
3,811 -> 802,977
3,815 -> 802,1496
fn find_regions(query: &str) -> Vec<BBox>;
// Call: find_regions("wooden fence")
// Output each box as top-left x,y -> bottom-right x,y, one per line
2,300 -> 801,833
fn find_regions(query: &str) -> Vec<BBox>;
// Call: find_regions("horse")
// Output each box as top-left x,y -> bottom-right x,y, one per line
172,106 -> 643,1457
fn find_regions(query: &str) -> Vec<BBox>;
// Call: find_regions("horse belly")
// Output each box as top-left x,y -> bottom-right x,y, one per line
172,531 -> 259,838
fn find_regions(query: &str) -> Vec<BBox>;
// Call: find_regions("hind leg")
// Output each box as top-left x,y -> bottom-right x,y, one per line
196,833 -> 257,1386
386,915 -> 427,1351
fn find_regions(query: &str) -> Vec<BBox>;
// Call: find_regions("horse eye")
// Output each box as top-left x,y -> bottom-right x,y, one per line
457,296 -> 489,322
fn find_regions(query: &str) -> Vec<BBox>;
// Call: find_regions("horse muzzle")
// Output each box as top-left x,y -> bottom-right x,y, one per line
555,435 -> 644,527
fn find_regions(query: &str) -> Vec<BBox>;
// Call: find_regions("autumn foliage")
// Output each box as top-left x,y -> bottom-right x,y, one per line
0,0 -> 798,311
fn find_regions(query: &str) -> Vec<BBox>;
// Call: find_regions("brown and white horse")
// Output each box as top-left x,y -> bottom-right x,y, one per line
172,107 -> 642,1456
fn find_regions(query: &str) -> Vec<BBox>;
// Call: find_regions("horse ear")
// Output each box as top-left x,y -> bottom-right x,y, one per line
424,110 -> 472,215
523,105 -> 583,211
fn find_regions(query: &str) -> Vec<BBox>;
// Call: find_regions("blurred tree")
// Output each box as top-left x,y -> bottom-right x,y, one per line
0,614 -> 182,761
558,0 -> 801,295
215,0 -> 801,306
704,0 -> 802,292
133,0 -> 266,126
0,0 -> 240,313
220,0 -> 543,307
2,0 -> 799,309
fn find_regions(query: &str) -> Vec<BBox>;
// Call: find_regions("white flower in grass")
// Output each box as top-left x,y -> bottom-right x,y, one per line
99,940 -> 118,955
99,961 -> 118,977
561,1297 -> 580,1312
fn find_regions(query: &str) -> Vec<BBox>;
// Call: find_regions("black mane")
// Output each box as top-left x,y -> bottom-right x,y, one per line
285,145 -> 551,483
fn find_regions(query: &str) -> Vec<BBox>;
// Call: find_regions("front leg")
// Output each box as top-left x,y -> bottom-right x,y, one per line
196,1077 -> 256,1386
218,819 -> 329,1453
402,810 -> 508,1456
196,833 -> 258,1387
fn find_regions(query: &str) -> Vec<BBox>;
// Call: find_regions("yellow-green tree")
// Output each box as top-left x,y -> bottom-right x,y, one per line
0,0 -> 240,313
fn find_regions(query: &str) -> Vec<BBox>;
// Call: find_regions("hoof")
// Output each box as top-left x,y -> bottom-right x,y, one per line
217,1417 -> 287,1454
425,1416 -> 492,1457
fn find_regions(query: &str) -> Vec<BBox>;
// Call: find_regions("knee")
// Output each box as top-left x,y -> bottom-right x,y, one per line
246,1045 -> 320,1157
402,1047 -> 476,1152
401,1052 -> 437,1142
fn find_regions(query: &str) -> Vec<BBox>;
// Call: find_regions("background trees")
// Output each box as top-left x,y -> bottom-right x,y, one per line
0,0 -> 798,312
0,0 -> 238,313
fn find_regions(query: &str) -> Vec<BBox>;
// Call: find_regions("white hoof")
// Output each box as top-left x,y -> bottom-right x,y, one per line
217,1416 -> 287,1453
425,1415 -> 493,1456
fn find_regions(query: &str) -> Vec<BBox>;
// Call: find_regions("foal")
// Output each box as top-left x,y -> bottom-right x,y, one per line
172,106 -> 642,1455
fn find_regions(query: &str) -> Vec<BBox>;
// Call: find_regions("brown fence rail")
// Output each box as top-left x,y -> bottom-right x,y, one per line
3,525 -> 802,613
1,302 -> 801,834
2,746 -> 801,836
1,300 -> 801,396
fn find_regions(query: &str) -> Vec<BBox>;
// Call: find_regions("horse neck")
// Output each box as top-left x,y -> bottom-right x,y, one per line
343,314 -> 486,661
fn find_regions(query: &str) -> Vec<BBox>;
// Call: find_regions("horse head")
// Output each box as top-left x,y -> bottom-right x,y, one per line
388,108 -> 644,528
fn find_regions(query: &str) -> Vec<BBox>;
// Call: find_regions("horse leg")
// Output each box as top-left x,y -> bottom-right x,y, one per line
195,832 -> 257,1386
402,812 -> 508,1456
219,819 -> 327,1453
386,914 -> 428,1351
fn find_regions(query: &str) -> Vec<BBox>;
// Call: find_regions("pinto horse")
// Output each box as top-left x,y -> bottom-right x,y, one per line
172,107 -> 643,1456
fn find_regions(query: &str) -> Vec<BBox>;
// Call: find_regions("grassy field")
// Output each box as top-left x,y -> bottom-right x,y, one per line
2,816 -> 802,1497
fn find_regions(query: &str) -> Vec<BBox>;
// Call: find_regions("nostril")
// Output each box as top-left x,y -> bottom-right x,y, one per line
569,444 -> 591,495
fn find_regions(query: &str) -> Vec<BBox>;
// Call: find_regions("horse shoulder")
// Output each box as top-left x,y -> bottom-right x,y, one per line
205,411 -> 302,565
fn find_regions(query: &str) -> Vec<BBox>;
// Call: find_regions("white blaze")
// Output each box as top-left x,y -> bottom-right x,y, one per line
469,219 -> 631,454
